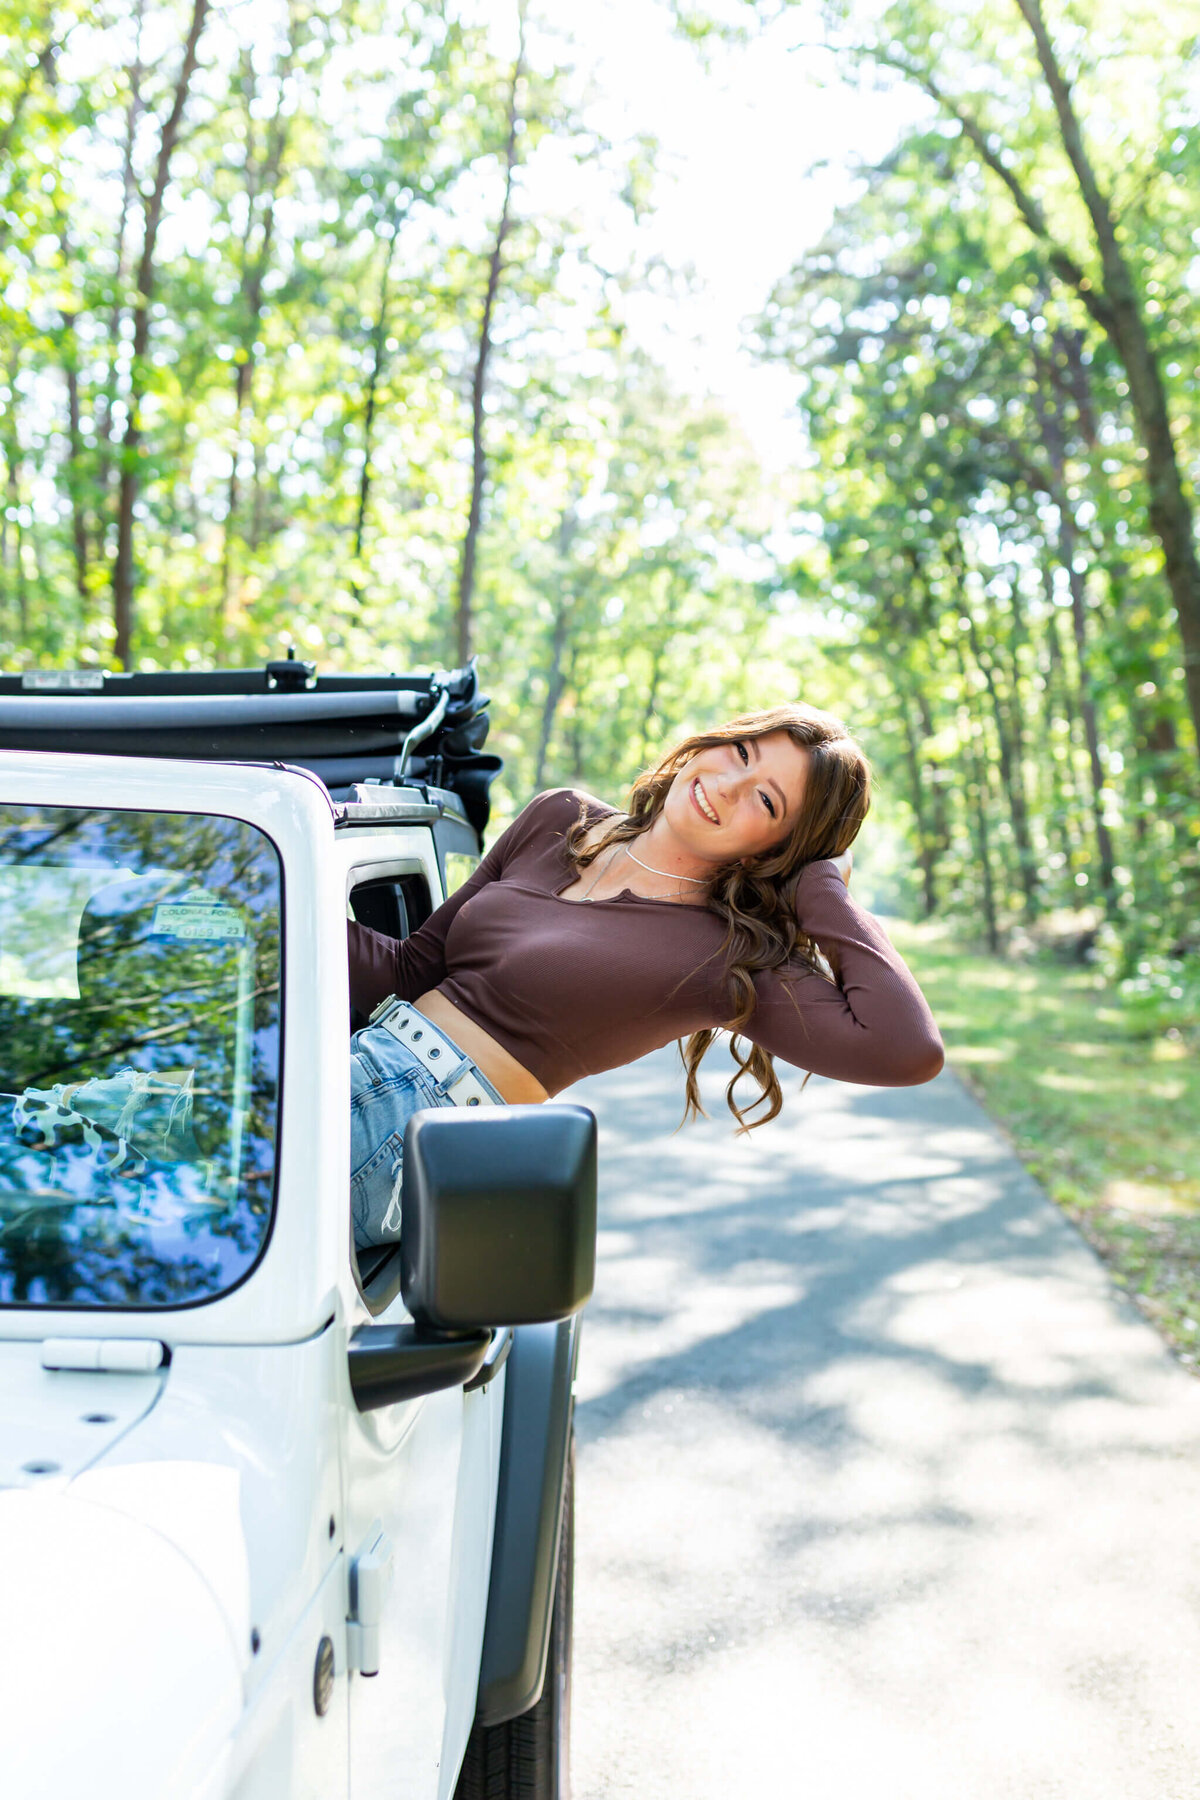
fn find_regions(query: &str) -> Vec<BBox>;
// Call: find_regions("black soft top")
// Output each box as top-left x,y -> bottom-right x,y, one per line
0,657 -> 500,836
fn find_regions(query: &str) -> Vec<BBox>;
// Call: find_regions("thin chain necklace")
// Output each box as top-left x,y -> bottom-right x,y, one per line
576,838 -> 707,903
623,842 -> 707,883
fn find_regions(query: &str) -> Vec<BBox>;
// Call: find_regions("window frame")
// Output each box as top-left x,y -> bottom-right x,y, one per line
346,854 -> 440,1318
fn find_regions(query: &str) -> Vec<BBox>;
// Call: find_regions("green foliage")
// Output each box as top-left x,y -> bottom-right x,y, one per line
0,0 -> 813,812
754,0 -> 1200,973
3,0 -> 1199,1003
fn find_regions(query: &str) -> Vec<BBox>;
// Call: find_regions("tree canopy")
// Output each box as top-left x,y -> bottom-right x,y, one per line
753,0 -> 1200,978
2,0 -> 1198,990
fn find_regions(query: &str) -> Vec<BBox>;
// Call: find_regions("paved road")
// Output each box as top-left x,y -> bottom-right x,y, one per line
563,1046 -> 1200,1799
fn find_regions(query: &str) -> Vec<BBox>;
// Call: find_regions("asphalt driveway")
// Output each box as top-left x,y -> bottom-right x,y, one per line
564,1045 -> 1200,1799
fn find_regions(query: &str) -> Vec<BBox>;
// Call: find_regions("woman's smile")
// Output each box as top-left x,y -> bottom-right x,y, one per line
690,777 -> 720,824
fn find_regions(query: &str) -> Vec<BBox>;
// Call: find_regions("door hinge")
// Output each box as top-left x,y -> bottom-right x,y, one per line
347,1522 -> 394,1677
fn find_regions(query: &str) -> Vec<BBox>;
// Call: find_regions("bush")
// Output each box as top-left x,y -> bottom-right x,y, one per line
1117,953 -> 1200,1041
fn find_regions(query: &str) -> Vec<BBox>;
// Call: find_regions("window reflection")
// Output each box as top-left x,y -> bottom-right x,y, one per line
0,807 -> 282,1308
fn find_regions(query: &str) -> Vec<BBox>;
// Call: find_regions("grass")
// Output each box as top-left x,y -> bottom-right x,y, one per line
890,918 -> 1200,1369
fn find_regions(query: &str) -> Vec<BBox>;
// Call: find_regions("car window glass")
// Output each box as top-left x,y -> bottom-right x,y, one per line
0,805 -> 282,1310
442,851 -> 478,898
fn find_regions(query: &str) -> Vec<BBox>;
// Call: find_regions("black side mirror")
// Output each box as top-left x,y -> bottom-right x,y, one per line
401,1104 -> 596,1328
348,1104 -> 596,1412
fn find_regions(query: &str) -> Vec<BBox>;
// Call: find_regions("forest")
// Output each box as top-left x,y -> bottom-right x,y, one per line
1,0 -> 1198,1011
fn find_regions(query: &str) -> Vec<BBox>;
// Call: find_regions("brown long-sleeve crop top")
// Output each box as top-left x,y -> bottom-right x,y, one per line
347,787 -> 944,1096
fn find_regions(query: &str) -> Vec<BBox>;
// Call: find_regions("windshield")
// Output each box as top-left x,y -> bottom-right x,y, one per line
0,806 -> 281,1308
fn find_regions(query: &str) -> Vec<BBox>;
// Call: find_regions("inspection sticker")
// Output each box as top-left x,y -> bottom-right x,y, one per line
151,903 -> 247,941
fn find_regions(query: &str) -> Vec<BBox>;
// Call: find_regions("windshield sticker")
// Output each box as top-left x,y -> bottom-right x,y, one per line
152,903 -> 247,941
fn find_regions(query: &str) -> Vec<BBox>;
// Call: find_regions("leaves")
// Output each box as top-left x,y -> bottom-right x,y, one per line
753,0 -> 1200,973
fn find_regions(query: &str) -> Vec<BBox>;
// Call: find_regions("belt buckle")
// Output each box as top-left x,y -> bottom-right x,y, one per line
367,993 -> 404,1027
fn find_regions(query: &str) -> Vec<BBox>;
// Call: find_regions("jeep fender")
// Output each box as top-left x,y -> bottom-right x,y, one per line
475,1315 -> 580,1725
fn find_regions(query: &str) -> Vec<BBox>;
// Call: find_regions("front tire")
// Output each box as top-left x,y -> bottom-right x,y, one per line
454,1431 -> 574,1800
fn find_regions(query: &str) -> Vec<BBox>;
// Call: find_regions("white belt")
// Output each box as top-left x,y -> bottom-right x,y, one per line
366,996 -> 500,1109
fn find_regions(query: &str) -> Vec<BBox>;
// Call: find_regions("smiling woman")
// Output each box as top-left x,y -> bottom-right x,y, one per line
346,702 -> 944,1248
558,704 -> 894,1128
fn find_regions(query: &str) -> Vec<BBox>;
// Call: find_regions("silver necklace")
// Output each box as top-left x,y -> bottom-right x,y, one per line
575,842 -> 625,902
574,837 -> 708,904
623,843 -> 707,884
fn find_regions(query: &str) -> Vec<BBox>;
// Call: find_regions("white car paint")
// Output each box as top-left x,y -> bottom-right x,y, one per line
0,754 -> 508,1799
0,1336 -> 164,1487
0,1488 -> 243,1800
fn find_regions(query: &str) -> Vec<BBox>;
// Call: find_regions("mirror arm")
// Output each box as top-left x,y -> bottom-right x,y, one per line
349,1322 -> 491,1411
464,1325 -> 513,1393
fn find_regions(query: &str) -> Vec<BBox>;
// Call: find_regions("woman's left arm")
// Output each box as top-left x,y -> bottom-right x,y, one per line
747,860 -> 944,1087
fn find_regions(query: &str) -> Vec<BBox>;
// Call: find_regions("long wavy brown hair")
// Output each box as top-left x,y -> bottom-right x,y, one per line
565,704 -> 872,1132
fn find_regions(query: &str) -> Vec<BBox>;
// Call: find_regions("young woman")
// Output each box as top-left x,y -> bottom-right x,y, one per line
346,703 -> 943,1248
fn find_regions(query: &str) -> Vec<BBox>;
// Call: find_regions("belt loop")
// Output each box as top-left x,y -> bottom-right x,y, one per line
432,1054 -> 472,1098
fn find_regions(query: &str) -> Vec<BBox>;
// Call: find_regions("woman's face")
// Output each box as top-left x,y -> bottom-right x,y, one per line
662,730 -> 810,866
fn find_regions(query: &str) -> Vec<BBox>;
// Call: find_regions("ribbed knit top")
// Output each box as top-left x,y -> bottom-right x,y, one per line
347,787 -> 943,1097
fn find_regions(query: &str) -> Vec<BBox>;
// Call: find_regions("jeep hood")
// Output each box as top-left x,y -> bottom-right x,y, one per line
0,1487 -> 240,1800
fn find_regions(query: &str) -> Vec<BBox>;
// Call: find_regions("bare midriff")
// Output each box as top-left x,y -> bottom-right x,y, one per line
414,989 -> 550,1104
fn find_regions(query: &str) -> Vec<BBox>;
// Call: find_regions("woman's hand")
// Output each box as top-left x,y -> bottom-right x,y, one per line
830,848 -> 853,888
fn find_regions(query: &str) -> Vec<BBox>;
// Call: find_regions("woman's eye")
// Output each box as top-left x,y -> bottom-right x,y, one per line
760,792 -> 776,819
734,740 -> 749,764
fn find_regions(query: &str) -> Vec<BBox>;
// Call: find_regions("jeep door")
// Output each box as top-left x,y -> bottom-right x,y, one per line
341,842 -> 504,1800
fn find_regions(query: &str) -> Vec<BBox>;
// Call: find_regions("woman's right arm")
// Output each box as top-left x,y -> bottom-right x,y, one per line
348,839 -> 504,1018
747,858 -> 944,1087
347,789 -> 567,1017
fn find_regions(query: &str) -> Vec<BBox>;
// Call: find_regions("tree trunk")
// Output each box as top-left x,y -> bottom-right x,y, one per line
1063,562 -> 1119,917
64,346 -> 89,606
221,25 -> 295,639
637,645 -> 666,770
914,677 -> 952,882
95,0 -> 146,540
1012,0 -> 1200,756
1028,350 -> 1118,913
533,601 -> 574,791
454,2 -> 526,668
955,640 -> 1000,953
53,207 -> 91,608
351,220 -> 404,598
111,0 -> 210,669
883,6 -> 1200,758
566,643 -> 588,784
1105,556 -> 1199,920
1040,587 -> 1086,875
532,508 -> 581,788
3,443 -> 21,639
965,609 -> 1039,917
898,684 -> 939,917
251,436 -> 265,551
1002,577 -> 1041,897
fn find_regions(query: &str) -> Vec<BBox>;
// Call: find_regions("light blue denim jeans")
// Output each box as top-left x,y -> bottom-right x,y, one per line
349,1016 -> 503,1250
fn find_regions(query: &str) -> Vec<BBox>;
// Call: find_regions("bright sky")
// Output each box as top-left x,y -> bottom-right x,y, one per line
536,0 -> 927,468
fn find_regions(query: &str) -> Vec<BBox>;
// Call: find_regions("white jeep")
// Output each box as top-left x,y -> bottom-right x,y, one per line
0,662 -> 593,1800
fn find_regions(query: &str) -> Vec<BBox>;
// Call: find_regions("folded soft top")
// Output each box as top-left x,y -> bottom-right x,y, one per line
0,658 -> 501,835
